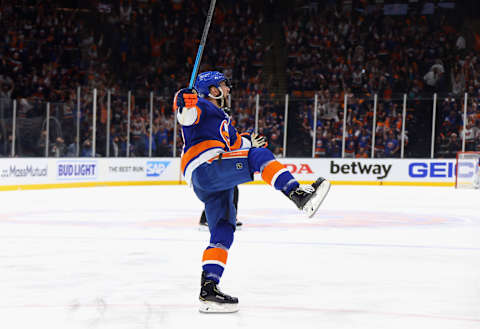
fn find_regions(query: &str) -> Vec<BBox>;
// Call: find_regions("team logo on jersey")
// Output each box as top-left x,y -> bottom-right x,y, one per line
219,120 -> 231,150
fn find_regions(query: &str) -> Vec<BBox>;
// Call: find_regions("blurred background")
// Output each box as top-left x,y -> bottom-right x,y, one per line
0,0 -> 479,159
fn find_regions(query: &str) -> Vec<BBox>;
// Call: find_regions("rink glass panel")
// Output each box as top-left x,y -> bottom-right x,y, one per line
257,94 -> 285,157
374,95 -> 405,159
108,92 -> 131,158
2,91 -> 478,159
0,97 -> 13,157
49,102 -> 74,158
15,99 -> 47,157
287,95 -> 314,157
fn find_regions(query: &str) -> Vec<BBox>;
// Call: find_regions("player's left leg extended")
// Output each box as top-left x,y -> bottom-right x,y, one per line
247,147 -> 331,217
193,148 -> 330,217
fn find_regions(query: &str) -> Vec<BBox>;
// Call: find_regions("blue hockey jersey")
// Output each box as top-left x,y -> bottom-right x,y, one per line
178,97 -> 249,184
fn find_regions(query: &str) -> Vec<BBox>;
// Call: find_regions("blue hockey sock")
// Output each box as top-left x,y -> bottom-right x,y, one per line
202,221 -> 234,283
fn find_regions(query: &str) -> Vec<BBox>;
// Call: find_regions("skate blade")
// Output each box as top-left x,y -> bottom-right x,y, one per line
199,300 -> 239,313
303,180 -> 331,218
198,225 -> 209,232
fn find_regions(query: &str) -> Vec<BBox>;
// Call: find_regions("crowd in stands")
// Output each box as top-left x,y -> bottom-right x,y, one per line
0,0 -> 266,157
0,0 -> 479,158
284,2 -> 480,157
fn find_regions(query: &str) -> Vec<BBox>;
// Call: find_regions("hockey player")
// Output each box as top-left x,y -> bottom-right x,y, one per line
174,71 -> 330,313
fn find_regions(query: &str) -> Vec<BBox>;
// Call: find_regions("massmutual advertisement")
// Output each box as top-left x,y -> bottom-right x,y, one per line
0,159 -> 49,185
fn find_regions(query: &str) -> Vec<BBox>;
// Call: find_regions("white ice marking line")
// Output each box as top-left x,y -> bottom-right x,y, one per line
0,303 -> 478,323
0,235 -> 479,251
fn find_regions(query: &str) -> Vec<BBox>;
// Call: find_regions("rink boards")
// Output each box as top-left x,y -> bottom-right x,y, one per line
0,157 -> 462,190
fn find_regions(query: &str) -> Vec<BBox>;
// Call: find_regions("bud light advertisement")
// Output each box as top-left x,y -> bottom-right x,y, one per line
57,160 -> 98,181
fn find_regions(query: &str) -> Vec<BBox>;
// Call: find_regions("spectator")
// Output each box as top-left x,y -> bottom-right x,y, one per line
36,130 -> 47,156
0,130 -> 5,156
81,139 -> 93,157
461,119 -> 479,151
110,135 -> 121,157
446,132 -> 462,157
157,138 -> 171,156
66,137 -> 79,157
50,137 -> 66,157
356,146 -> 369,158
384,131 -> 400,158
424,67 -> 442,91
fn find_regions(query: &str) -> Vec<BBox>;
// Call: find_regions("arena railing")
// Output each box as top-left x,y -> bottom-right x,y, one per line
0,91 -> 476,159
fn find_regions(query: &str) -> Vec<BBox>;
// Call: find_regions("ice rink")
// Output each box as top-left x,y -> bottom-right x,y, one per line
0,184 -> 479,329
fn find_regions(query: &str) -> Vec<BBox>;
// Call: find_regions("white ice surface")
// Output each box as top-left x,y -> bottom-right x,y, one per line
0,185 -> 479,329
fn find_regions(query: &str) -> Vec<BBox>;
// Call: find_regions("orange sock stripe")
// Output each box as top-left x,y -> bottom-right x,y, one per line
202,248 -> 228,265
261,160 -> 286,185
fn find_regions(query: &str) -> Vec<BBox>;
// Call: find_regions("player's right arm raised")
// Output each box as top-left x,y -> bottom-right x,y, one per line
174,88 -> 200,126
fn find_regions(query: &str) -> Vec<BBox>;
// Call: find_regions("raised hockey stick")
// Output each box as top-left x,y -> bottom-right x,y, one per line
188,0 -> 217,88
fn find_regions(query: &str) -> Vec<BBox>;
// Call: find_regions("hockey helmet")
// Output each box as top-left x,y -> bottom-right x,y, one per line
194,71 -> 229,98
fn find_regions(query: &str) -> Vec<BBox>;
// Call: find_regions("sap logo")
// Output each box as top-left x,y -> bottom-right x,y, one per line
408,162 -> 460,178
146,161 -> 170,177
284,163 -> 314,174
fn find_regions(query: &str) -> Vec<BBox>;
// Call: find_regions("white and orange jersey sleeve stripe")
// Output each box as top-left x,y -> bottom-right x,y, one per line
176,106 -> 202,126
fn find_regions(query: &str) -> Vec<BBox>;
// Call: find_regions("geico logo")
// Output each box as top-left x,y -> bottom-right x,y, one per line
458,162 -> 477,178
408,162 -> 461,178
284,163 -> 313,174
329,161 -> 392,179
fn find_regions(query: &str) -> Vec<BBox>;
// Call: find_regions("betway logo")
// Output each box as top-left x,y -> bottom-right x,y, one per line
330,161 -> 392,180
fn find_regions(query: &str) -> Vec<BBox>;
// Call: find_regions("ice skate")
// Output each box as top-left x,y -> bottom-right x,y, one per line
199,271 -> 239,313
198,214 -> 209,231
289,177 -> 331,218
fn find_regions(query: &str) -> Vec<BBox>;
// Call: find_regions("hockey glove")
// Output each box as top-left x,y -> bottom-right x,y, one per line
174,88 -> 198,112
251,132 -> 268,148
241,131 -> 268,148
